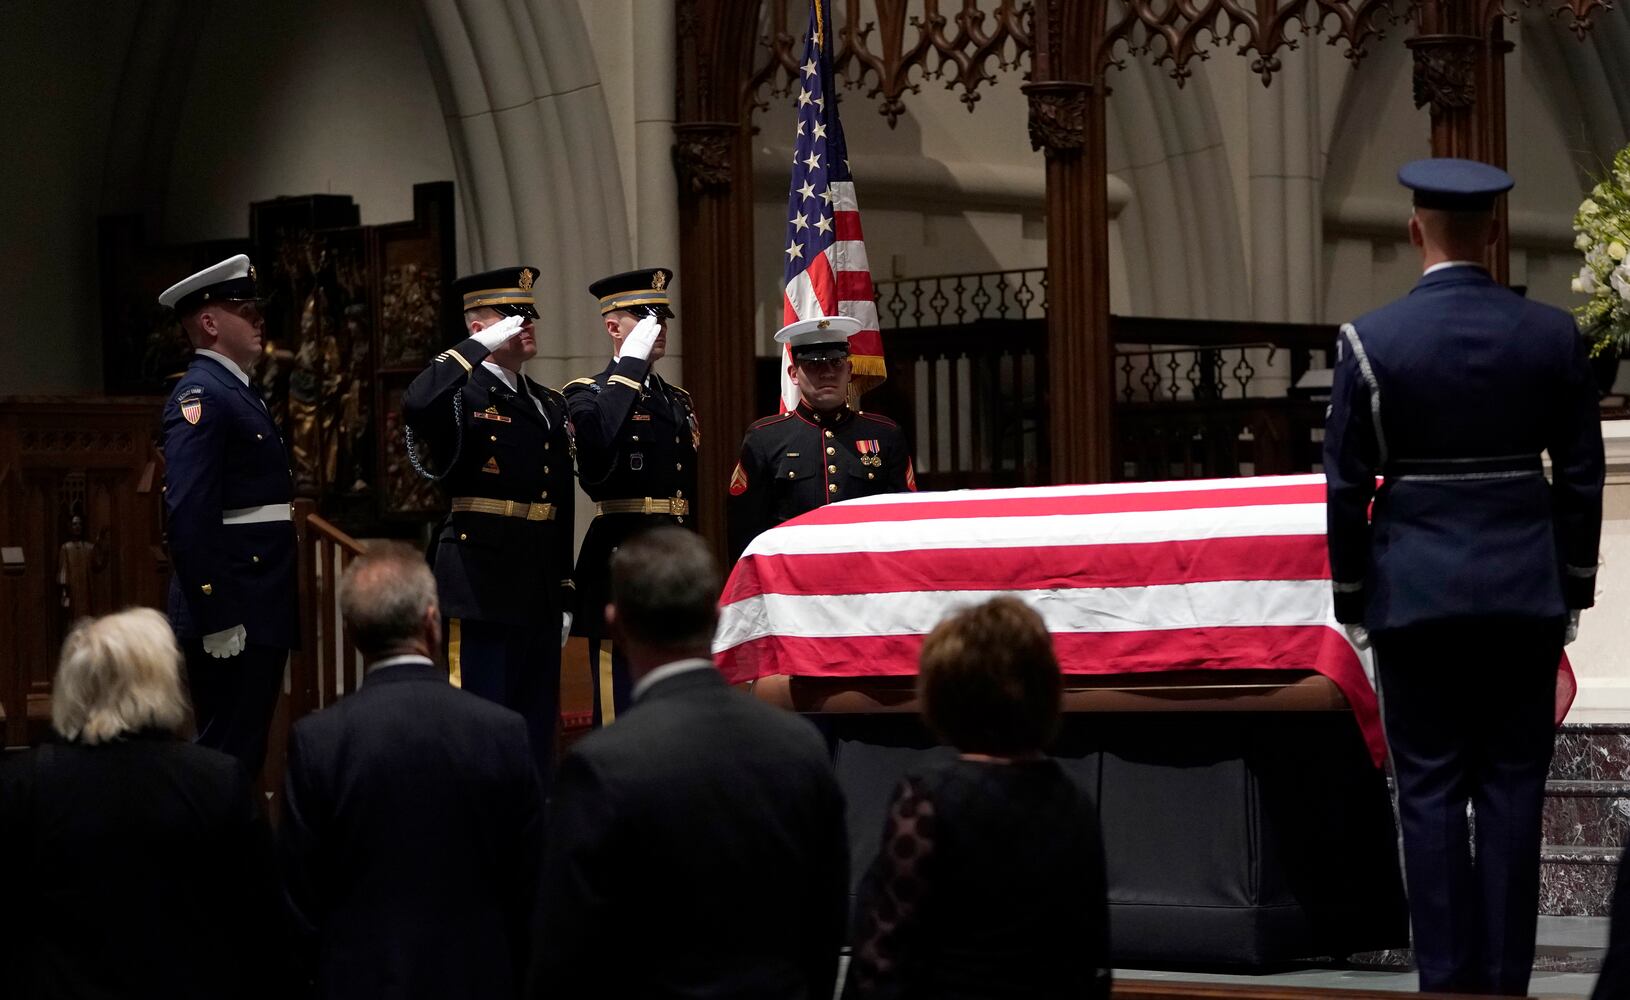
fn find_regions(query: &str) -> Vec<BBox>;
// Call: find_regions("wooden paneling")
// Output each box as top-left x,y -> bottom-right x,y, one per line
0,397 -> 166,747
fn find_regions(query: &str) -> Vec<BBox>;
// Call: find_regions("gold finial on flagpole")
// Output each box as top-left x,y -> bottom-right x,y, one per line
813,0 -> 824,47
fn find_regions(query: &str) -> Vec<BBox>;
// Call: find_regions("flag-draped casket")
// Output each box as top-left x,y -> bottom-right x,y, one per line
715,473 -> 1577,767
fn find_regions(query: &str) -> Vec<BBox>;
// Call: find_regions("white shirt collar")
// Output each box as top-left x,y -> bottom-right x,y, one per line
632,657 -> 714,701
195,349 -> 250,386
366,653 -> 435,675
482,360 -> 518,391
1422,260 -> 1484,277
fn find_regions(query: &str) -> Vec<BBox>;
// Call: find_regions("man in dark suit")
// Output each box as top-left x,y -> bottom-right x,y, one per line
402,266 -> 576,778
728,315 -> 915,562
564,267 -> 699,726
530,527 -> 849,999
159,254 -> 299,778
1324,158 -> 1605,995
279,541 -> 545,1000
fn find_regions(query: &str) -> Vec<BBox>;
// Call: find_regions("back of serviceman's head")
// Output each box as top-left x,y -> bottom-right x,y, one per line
339,541 -> 437,657
1413,206 -> 1496,258
609,528 -> 720,650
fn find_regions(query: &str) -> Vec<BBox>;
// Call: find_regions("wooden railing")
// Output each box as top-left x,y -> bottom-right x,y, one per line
865,270 -> 1337,488
291,498 -> 368,722
261,499 -> 368,810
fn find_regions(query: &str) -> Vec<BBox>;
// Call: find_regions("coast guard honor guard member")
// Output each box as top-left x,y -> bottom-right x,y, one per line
159,254 -> 299,778
1324,159 -> 1605,996
728,316 -> 915,561
402,266 -> 576,779
563,268 -> 699,726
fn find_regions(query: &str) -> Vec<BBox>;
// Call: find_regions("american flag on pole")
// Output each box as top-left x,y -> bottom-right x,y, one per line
780,0 -> 885,409
713,474 -> 1582,768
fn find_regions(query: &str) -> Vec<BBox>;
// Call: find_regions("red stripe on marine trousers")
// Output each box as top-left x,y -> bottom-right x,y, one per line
714,625 -> 1385,764
777,480 -> 1328,527
720,536 -> 1330,603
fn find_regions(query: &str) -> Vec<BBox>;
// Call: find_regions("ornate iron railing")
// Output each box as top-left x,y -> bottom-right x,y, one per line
869,270 -> 1337,485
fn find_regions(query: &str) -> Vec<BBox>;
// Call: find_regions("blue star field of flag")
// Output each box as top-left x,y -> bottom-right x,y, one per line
783,0 -> 852,286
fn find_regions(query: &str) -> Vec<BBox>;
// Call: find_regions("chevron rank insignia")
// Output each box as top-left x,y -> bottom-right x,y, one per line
729,462 -> 749,496
482,456 -> 501,474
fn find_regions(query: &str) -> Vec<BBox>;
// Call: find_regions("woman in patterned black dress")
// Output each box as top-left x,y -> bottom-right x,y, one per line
844,597 -> 1112,1000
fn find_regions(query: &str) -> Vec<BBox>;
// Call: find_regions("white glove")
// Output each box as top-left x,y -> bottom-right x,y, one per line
619,315 -> 661,362
1344,623 -> 1371,652
560,611 -> 573,649
471,315 -> 525,352
202,624 -> 247,659
1566,610 -> 1581,646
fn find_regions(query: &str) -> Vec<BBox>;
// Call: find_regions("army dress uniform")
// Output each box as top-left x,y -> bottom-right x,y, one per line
401,267 -> 575,778
566,268 -> 699,725
1324,160 -> 1604,996
159,255 -> 299,778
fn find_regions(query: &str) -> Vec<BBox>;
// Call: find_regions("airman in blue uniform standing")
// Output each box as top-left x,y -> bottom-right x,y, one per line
402,266 -> 576,780
1324,159 -> 1605,996
159,254 -> 300,778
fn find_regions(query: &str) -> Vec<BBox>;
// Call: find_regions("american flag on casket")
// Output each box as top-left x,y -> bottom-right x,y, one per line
713,474 -> 1578,768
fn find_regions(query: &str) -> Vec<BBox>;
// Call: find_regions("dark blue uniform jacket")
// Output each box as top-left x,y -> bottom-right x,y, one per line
162,354 -> 299,648
1324,265 -> 1604,631
402,337 -> 576,626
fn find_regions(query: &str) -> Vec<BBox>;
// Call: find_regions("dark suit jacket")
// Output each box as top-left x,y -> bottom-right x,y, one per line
279,661 -> 545,1000
0,731 -> 281,1000
530,665 -> 849,999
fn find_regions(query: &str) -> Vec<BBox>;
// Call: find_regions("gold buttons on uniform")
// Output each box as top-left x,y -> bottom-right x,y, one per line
490,435 -> 498,442
676,490 -> 684,498
675,463 -> 683,471
459,533 -> 468,541
826,446 -> 835,455
543,466 -> 550,474
677,516 -> 685,524
252,555 -> 260,563
828,484 -> 838,493
867,472 -> 875,480
201,584 -> 213,595
674,436 -> 681,444
541,490 -> 549,500
787,471 -> 796,479
825,430 -> 834,439
256,433 -> 263,440
827,465 -> 837,473
631,435 -> 640,442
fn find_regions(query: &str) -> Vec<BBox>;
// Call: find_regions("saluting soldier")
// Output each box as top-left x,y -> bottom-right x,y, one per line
563,267 -> 699,726
159,254 -> 299,778
402,266 -> 576,779
1324,159 -> 1604,997
728,316 -> 915,561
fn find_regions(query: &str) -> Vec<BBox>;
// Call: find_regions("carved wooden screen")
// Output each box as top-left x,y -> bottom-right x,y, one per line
98,182 -> 457,536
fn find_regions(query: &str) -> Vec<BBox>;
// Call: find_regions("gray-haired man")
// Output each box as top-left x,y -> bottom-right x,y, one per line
279,542 -> 544,1000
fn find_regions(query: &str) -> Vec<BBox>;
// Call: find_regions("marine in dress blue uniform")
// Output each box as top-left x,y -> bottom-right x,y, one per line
159,255 -> 299,778
401,266 -> 576,779
563,268 -> 699,726
1323,159 -> 1605,996
728,316 -> 916,562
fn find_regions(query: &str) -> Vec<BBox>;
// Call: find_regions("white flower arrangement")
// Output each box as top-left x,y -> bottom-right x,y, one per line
1572,145 -> 1630,356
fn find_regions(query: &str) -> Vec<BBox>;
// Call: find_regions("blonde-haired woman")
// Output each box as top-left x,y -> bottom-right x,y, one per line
0,608 -> 281,1000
